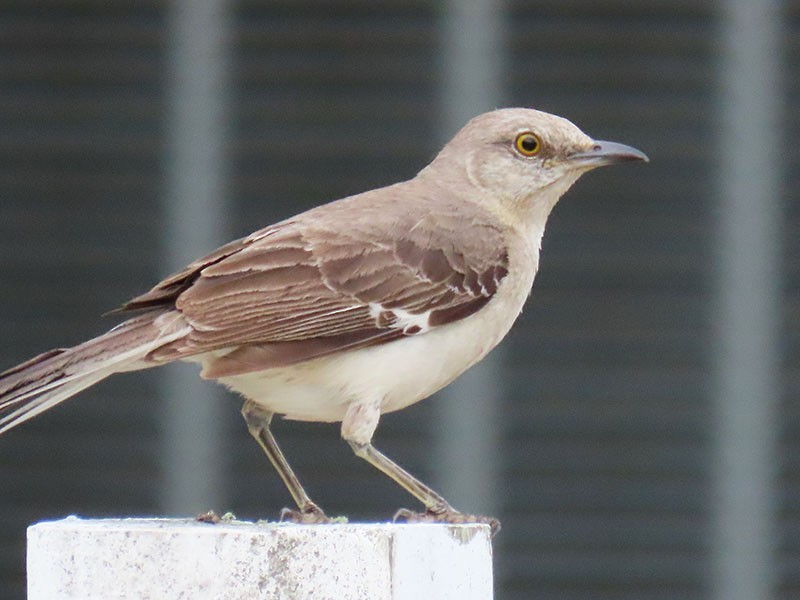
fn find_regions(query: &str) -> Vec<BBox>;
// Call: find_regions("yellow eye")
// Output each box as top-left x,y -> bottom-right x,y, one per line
514,132 -> 542,157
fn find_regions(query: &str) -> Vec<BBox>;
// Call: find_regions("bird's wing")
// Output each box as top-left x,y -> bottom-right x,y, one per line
126,192 -> 510,375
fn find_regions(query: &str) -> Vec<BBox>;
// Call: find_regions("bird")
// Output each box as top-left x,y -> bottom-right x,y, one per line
0,108 -> 647,533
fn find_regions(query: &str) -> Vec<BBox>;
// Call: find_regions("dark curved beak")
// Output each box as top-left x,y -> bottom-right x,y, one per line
569,140 -> 649,167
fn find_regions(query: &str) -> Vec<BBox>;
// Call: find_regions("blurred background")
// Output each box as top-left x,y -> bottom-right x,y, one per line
0,1 -> 797,598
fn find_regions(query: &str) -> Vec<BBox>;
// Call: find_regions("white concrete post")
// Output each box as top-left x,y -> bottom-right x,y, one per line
27,518 -> 493,600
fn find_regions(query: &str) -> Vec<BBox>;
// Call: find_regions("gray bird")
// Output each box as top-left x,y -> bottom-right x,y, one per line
0,108 -> 647,532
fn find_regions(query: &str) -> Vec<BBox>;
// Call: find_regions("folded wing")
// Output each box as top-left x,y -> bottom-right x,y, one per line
122,193 -> 510,375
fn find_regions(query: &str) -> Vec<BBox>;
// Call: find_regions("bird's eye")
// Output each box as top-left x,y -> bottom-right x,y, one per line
514,132 -> 542,157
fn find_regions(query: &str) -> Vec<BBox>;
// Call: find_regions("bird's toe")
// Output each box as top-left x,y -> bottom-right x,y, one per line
393,507 -> 501,536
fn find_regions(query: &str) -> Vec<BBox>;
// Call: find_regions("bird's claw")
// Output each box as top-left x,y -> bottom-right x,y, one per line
393,507 -> 501,536
279,503 -> 332,525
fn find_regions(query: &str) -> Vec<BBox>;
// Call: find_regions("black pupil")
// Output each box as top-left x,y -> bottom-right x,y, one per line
521,135 -> 538,152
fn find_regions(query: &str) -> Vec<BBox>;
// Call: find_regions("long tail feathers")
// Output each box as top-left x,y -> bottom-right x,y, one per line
0,311 -> 189,434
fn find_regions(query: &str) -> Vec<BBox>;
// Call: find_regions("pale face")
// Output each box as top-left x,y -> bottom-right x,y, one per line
429,107 -> 647,210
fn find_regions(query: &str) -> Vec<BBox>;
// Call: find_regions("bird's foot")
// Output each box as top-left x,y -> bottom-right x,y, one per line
279,502 -> 334,525
394,507 -> 501,536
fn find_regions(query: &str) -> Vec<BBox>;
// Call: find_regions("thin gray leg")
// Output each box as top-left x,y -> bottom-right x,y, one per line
241,400 -> 329,524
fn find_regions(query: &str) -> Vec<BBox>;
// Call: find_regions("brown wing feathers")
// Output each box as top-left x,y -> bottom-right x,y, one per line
126,195 -> 510,373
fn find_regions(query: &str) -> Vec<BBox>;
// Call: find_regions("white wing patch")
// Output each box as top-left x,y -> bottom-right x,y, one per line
369,303 -> 431,335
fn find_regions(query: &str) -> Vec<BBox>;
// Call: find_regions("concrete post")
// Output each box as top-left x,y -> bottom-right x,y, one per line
28,518 -> 493,600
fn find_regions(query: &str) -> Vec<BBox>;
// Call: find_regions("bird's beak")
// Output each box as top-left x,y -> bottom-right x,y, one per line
568,140 -> 649,168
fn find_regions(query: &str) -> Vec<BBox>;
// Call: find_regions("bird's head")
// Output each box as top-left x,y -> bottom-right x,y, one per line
423,107 -> 648,228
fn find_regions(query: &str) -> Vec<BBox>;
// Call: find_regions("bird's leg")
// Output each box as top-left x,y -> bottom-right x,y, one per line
241,400 -> 330,524
347,441 -> 500,535
341,401 -> 501,535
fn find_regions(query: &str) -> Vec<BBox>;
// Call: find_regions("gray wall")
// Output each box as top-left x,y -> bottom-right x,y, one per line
0,2 -> 797,599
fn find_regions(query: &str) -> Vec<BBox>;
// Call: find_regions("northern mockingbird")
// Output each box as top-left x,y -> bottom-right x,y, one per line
0,108 -> 646,532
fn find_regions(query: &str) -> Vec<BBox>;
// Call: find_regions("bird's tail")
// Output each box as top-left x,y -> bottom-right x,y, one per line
0,311 -> 189,434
